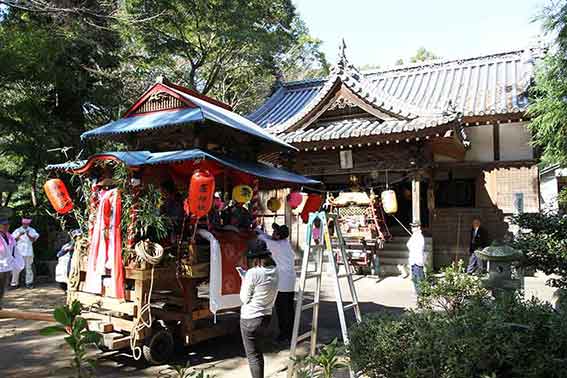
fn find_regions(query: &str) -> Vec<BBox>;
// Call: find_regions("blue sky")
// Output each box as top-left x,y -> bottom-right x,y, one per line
294,0 -> 547,67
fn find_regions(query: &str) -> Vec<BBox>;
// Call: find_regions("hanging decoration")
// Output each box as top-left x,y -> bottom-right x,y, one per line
232,185 -> 253,204
381,190 -> 398,214
251,179 -> 260,229
187,170 -> 215,218
267,197 -> 282,212
287,191 -> 303,209
300,194 -> 323,223
44,178 -> 74,214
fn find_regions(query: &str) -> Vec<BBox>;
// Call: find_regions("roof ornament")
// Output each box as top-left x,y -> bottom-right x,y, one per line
338,38 -> 348,65
443,100 -> 458,116
335,38 -> 360,81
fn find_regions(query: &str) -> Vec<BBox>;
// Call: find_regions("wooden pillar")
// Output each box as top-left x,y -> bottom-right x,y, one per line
412,173 -> 421,225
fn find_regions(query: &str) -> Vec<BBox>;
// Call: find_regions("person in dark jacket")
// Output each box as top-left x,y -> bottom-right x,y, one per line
466,218 -> 489,273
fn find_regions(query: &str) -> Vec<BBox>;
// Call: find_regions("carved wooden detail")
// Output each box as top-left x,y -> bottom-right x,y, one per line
327,96 -> 358,111
133,92 -> 187,114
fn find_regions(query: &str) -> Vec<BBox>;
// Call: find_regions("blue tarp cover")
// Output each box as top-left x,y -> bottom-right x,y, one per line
81,108 -> 203,140
47,149 -> 320,186
81,86 -> 295,151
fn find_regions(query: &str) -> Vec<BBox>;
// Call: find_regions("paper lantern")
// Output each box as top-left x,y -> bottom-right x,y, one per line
287,191 -> 303,209
44,179 -> 74,214
267,197 -> 281,212
300,194 -> 323,223
381,190 -> 398,214
232,185 -> 253,204
188,170 -> 215,218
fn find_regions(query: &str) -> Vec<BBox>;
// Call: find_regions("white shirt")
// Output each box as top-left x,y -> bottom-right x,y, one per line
257,232 -> 296,292
12,226 -> 39,257
407,230 -> 425,267
240,266 -> 278,319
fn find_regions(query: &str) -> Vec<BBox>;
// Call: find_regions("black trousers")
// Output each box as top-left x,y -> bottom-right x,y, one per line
240,316 -> 271,378
275,291 -> 294,341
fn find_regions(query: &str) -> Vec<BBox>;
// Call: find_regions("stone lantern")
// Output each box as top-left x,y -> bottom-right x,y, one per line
476,243 -> 524,294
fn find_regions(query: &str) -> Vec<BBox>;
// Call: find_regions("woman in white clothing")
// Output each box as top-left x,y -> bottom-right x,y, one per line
257,223 -> 296,343
240,239 -> 278,378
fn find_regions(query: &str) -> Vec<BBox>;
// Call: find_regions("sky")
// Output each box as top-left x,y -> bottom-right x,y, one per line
293,0 -> 548,68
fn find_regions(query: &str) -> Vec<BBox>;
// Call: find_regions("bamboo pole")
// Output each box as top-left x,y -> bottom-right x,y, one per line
0,309 -> 55,322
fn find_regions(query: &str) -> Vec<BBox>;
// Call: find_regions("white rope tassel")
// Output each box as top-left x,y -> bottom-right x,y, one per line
130,265 -> 155,360
130,241 -> 164,360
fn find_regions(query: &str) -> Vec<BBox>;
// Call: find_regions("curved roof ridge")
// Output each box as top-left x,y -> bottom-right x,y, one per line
362,46 -> 546,76
268,48 -> 452,134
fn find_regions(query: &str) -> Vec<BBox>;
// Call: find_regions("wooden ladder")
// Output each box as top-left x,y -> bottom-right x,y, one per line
287,211 -> 362,378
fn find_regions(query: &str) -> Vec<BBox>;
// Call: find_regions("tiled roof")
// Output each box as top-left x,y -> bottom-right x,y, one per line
281,114 -> 459,144
249,47 -> 448,134
249,47 -> 544,133
365,48 -> 541,118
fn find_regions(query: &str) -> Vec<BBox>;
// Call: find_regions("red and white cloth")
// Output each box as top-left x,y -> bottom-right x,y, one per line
202,229 -> 249,315
84,188 -> 125,299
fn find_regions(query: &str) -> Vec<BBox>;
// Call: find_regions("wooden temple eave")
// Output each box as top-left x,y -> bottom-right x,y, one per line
461,112 -> 527,126
284,82 -> 409,134
432,159 -> 538,170
290,123 -> 458,152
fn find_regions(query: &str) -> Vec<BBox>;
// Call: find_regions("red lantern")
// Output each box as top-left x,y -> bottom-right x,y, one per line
301,194 -> 323,223
287,191 -> 303,209
188,170 -> 215,218
44,179 -> 74,214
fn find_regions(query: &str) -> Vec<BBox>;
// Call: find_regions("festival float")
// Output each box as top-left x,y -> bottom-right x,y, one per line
46,77 -> 319,364
327,176 -> 393,275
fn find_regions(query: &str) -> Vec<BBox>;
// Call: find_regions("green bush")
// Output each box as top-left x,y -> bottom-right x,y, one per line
418,261 -> 490,316
511,212 -> 567,289
349,296 -> 567,378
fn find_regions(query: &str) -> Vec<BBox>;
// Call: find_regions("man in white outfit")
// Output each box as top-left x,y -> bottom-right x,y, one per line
407,221 -> 425,296
11,217 -> 39,288
257,223 -> 296,343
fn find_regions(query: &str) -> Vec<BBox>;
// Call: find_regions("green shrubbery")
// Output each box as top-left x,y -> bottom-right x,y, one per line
349,264 -> 567,378
350,296 -> 567,378
511,212 -> 567,289
418,261 -> 490,316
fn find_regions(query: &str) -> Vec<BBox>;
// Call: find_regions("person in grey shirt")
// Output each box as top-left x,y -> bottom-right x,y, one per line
239,239 -> 278,378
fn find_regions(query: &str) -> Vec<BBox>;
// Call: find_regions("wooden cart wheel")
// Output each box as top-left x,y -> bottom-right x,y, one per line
143,329 -> 174,365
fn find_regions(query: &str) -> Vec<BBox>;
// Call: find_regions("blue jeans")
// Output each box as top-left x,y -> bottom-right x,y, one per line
467,253 -> 483,274
411,265 -> 425,295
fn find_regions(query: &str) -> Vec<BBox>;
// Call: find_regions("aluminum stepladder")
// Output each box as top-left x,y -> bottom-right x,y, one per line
287,211 -> 362,378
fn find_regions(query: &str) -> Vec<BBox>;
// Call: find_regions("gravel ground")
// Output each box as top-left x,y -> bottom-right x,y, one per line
0,271 -> 556,378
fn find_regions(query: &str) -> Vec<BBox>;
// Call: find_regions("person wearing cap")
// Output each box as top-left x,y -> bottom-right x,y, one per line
11,217 -> 39,288
240,239 -> 279,378
407,221 -> 426,296
0,218 -> 17,308
55,229 -> 82,292
257,223 -> 296,344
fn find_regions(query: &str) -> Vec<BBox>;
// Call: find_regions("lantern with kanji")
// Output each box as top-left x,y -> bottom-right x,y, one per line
188,170 -> 215,218
44,179 -> 74,214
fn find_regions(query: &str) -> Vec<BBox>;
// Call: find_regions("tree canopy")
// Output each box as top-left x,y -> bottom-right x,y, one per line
0,0 -> 327,214
528,2 -> 567,167
393,47 -> 440,66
